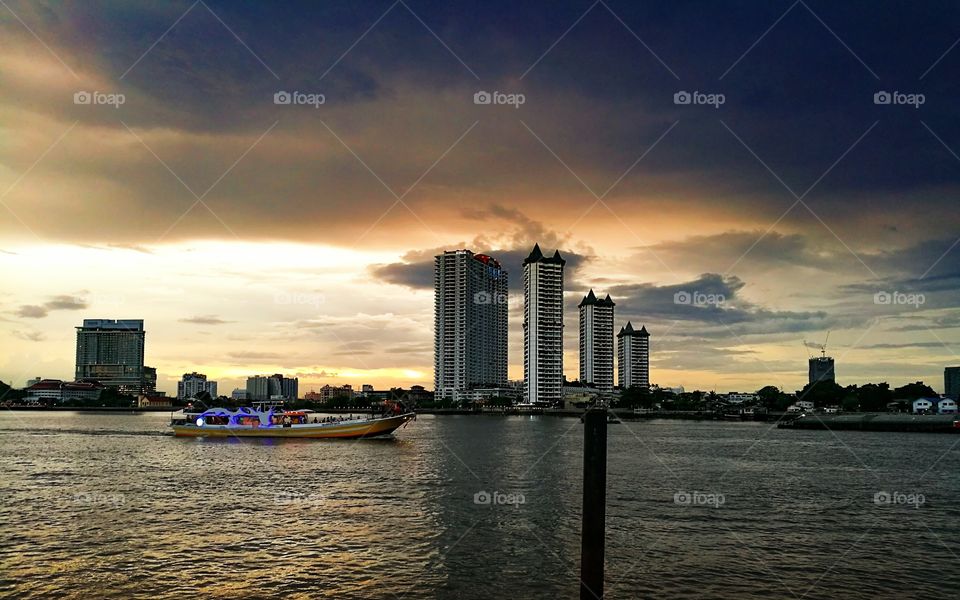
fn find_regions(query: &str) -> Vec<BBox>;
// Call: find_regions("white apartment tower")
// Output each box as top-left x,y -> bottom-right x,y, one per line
177,372 -> 218,400
617,322 -> 650,389
434,250 -> 509,401
579,290 -> 615,392
523,244 -> 566,405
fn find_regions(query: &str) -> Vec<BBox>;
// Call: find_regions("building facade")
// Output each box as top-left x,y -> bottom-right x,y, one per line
945,366 -> 960,400
523,244 -> 566,405
75,319 -> 151,394
434,249 -> 509,401
246,374 -> 298,401
579,290 -> 615,392
24,379 -> 104,404
177,372 -> 218,400
617,322 -> 650,390
808,356 -> 836,385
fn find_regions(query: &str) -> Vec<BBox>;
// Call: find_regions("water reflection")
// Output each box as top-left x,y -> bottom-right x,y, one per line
0,411 -> 958,598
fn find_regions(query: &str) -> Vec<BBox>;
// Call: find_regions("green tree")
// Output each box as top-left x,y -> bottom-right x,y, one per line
856,383 -> 892,412
797,381 -> 844,408
841,394 -> 860,412
620,386 -> 653,408
0,380 -> 26,403
756,385 -> 788,410
893,381 -> 936,399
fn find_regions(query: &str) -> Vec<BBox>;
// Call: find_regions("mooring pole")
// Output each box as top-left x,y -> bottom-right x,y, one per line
580,407 -> 607,599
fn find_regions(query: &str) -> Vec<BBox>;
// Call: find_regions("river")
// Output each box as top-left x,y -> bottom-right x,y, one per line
1,411 -> 957,598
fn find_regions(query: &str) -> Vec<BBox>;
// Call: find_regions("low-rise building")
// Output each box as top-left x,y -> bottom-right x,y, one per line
137,394 -> 172,408
305,384 -> 355,402
913,398 -> 935,414
562,380 -> 601,408
727,392 -> 758,404
24,379 -> 104,404
935,398 -> 957,414
460,387 -> 519,404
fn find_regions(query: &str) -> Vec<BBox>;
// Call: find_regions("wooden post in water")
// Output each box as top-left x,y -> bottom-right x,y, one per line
580,407 -> 607,599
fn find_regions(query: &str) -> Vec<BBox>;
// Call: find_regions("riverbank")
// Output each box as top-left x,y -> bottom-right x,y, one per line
779,413 -> 959,433
2,405 -> 786,420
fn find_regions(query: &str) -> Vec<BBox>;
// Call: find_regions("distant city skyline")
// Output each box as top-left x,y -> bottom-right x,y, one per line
1,2 -> 958,395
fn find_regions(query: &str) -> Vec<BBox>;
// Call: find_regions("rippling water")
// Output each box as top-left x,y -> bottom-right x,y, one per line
1,411 -> 958,599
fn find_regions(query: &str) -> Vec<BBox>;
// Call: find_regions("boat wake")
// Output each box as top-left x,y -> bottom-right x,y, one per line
0,427 -> 169,437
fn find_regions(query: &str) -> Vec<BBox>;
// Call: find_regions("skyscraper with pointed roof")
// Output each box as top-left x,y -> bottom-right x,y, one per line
579,290 -> 615,392
434,249 -> 508,401
617,322 -> 650,389
523,243 -> 565,405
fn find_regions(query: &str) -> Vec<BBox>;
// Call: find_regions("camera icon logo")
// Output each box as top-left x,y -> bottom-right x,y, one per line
473,291 -> 492,304
474,490 -> 491,505
673,91 -> 692,105
673,491 -> 691,505
873,291 -> 892,305
874,491 -> 891,505
474,91 -> 492,105
874,91 -> 891,105
74,91 -> 92,105
673,290 -> 692,305
274,91 -> 292,105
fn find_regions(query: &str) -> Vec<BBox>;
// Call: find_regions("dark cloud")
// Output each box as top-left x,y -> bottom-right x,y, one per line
371,204 -> 592,291
16,306 -> 48,319
106,243 -> 153,254
179,315 -> 234,325
371,245 -> 589,294
12,330 -> 46,342
43,295 -> 88,311
293,370 -> 338,379
861,341 -> 952,350
16,294 -> 89,318
227,351 -> 286,361
5,3 -> 960,245
608,273 -> 833,337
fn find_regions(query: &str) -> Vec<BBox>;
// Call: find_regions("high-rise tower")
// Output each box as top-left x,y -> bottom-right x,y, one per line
617,321 -> 650,390
579,290 -> 615,392
74,319 -> 149,394
434,250 -> 508,401
523,244 -> 565,405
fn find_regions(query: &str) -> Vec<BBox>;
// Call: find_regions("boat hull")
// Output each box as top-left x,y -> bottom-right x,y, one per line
171,413 -> 414,439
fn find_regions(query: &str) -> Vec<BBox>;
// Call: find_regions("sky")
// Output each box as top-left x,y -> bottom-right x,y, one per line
1,0 -> 959,396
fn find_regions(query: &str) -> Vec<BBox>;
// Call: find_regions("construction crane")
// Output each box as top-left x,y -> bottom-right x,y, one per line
817,330 -> 831,358
803,331 -> 831,359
